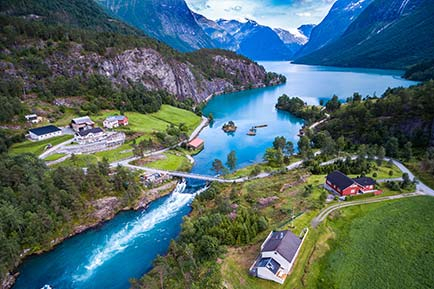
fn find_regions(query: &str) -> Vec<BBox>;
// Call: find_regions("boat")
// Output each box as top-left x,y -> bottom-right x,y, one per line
253,124 -> 268,128
247,127 -> 257,136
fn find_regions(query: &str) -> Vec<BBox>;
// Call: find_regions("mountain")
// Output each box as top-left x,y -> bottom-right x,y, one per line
97,0 -> 215,52
193,17 -> 294,60
295,0 -> 434,69
295,0 -> 375,59
0,0 -> 284,116
192,12 -> 238,50
298,24 -> 316,38
273,28 -> 306,56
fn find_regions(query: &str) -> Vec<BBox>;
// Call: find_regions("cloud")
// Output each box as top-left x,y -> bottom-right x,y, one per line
185,0 -> 336,30
296,12 -> 312,17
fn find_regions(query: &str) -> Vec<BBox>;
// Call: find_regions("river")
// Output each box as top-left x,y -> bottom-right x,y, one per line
12,62 -> 417,289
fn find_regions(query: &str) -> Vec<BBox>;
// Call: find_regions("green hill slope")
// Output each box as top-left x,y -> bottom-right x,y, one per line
295,0 -> 434,69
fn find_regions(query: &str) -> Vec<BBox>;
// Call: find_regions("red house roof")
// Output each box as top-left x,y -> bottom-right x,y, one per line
188,138 -> 204,149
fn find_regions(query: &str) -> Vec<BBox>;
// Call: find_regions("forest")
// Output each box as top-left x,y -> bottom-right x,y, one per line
131,183 -> 269,289
275,94 -> 326,124
0,154 -> 140,279
319,81 -> 434,153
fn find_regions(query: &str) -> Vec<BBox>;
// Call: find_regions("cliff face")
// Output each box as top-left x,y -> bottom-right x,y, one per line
1,43 -> 273,103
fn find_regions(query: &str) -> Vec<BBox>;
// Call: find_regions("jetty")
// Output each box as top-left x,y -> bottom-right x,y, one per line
247,127 -> 257,136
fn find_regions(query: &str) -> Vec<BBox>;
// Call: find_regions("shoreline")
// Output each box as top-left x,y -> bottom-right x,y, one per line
2,180 -> 178,289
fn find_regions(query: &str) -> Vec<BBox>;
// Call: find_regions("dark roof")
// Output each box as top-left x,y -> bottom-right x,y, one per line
77,127 -> 104,137
326,171 -> 355,190
353,177 -> 376,187
257,258 -> 281,274
29,125 -> 61,136
262,230 -> 302,263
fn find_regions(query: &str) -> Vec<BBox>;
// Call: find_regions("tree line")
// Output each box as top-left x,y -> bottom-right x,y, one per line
0,154 -> 141,279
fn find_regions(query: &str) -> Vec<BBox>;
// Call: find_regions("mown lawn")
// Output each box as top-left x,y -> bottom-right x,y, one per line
306,196 -> 434,289
94,105 -> 201,137
44,153 -> 66,162
146,151 -> 192,171
9,135 -> 73,156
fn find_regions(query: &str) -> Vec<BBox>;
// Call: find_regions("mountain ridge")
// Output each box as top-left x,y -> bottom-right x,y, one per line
295,0 -> 434,69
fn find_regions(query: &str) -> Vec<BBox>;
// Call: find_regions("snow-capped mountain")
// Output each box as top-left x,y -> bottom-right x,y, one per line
295,0 -> 375,59
295,0 -> 434,69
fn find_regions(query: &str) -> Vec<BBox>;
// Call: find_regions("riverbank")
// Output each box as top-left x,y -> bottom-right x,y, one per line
2,180 -> 178,289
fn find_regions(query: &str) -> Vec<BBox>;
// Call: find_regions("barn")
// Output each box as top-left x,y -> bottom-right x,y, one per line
325,171 -> 377,196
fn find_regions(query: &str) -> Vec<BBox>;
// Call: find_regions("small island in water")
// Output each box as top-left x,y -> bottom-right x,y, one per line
222,121 -> 237,133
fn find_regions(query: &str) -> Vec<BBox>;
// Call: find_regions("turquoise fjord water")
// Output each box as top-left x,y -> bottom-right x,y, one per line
13,63 -> 416,289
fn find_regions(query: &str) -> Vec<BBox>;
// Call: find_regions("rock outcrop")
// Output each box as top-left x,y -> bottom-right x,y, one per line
2,43 -> 278,103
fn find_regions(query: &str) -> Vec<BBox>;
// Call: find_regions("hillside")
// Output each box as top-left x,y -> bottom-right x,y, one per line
294,0 -> 374,59
319,81 -> 434,152
295,0 -> 434,69
97,0 -> 216,52
0,0 -> 284,135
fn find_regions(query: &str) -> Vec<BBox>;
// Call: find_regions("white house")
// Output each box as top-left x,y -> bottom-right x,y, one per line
28,125 -> 62,141
25,114 -> 41,124
103,115 -> 129,129
75,127 -> 105,144
249,230 -> 306,284
103,117 -> 119,129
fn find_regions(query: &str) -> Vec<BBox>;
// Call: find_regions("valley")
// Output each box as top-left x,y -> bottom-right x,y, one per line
0,0 -> 433,288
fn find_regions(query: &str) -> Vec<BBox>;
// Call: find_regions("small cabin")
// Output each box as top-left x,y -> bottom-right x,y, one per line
187,138 -> 204,150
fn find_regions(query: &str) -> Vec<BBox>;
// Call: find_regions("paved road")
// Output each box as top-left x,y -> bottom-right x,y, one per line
311,192 -> 423,228
188,116 -> 209,141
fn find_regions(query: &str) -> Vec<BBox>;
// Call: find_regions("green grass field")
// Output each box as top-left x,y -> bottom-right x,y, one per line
308,196 -> 434,289
94,105 -> 201,137
44,153 -> 66,162
146,151 -> 192,171
9,135 -> 73,156
11,105 -> 201,166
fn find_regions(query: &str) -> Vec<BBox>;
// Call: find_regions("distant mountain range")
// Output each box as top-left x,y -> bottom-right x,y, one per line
97,0 -> 312,60
97,0 -> 434,69
208,18 -> 306,61
295,0 -> 434,69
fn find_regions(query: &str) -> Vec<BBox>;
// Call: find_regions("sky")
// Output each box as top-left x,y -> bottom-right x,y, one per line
185,0 -> 336,33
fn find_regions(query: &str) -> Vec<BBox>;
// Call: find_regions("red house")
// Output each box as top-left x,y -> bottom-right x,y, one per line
325,171 -> 378,196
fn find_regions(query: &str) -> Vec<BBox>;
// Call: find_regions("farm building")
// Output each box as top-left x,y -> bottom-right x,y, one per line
249,230 -> 306,284
325,171 -> 379,196
29,125 -> 62,141
103,115 -> 129,129
71,116 -> 95,132
187,138 -> 204,150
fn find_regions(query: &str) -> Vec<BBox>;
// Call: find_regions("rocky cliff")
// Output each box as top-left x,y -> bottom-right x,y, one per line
1,42 -> 276,103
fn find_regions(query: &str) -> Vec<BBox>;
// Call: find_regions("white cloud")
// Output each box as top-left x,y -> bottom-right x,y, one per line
185,0 -> 336,30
